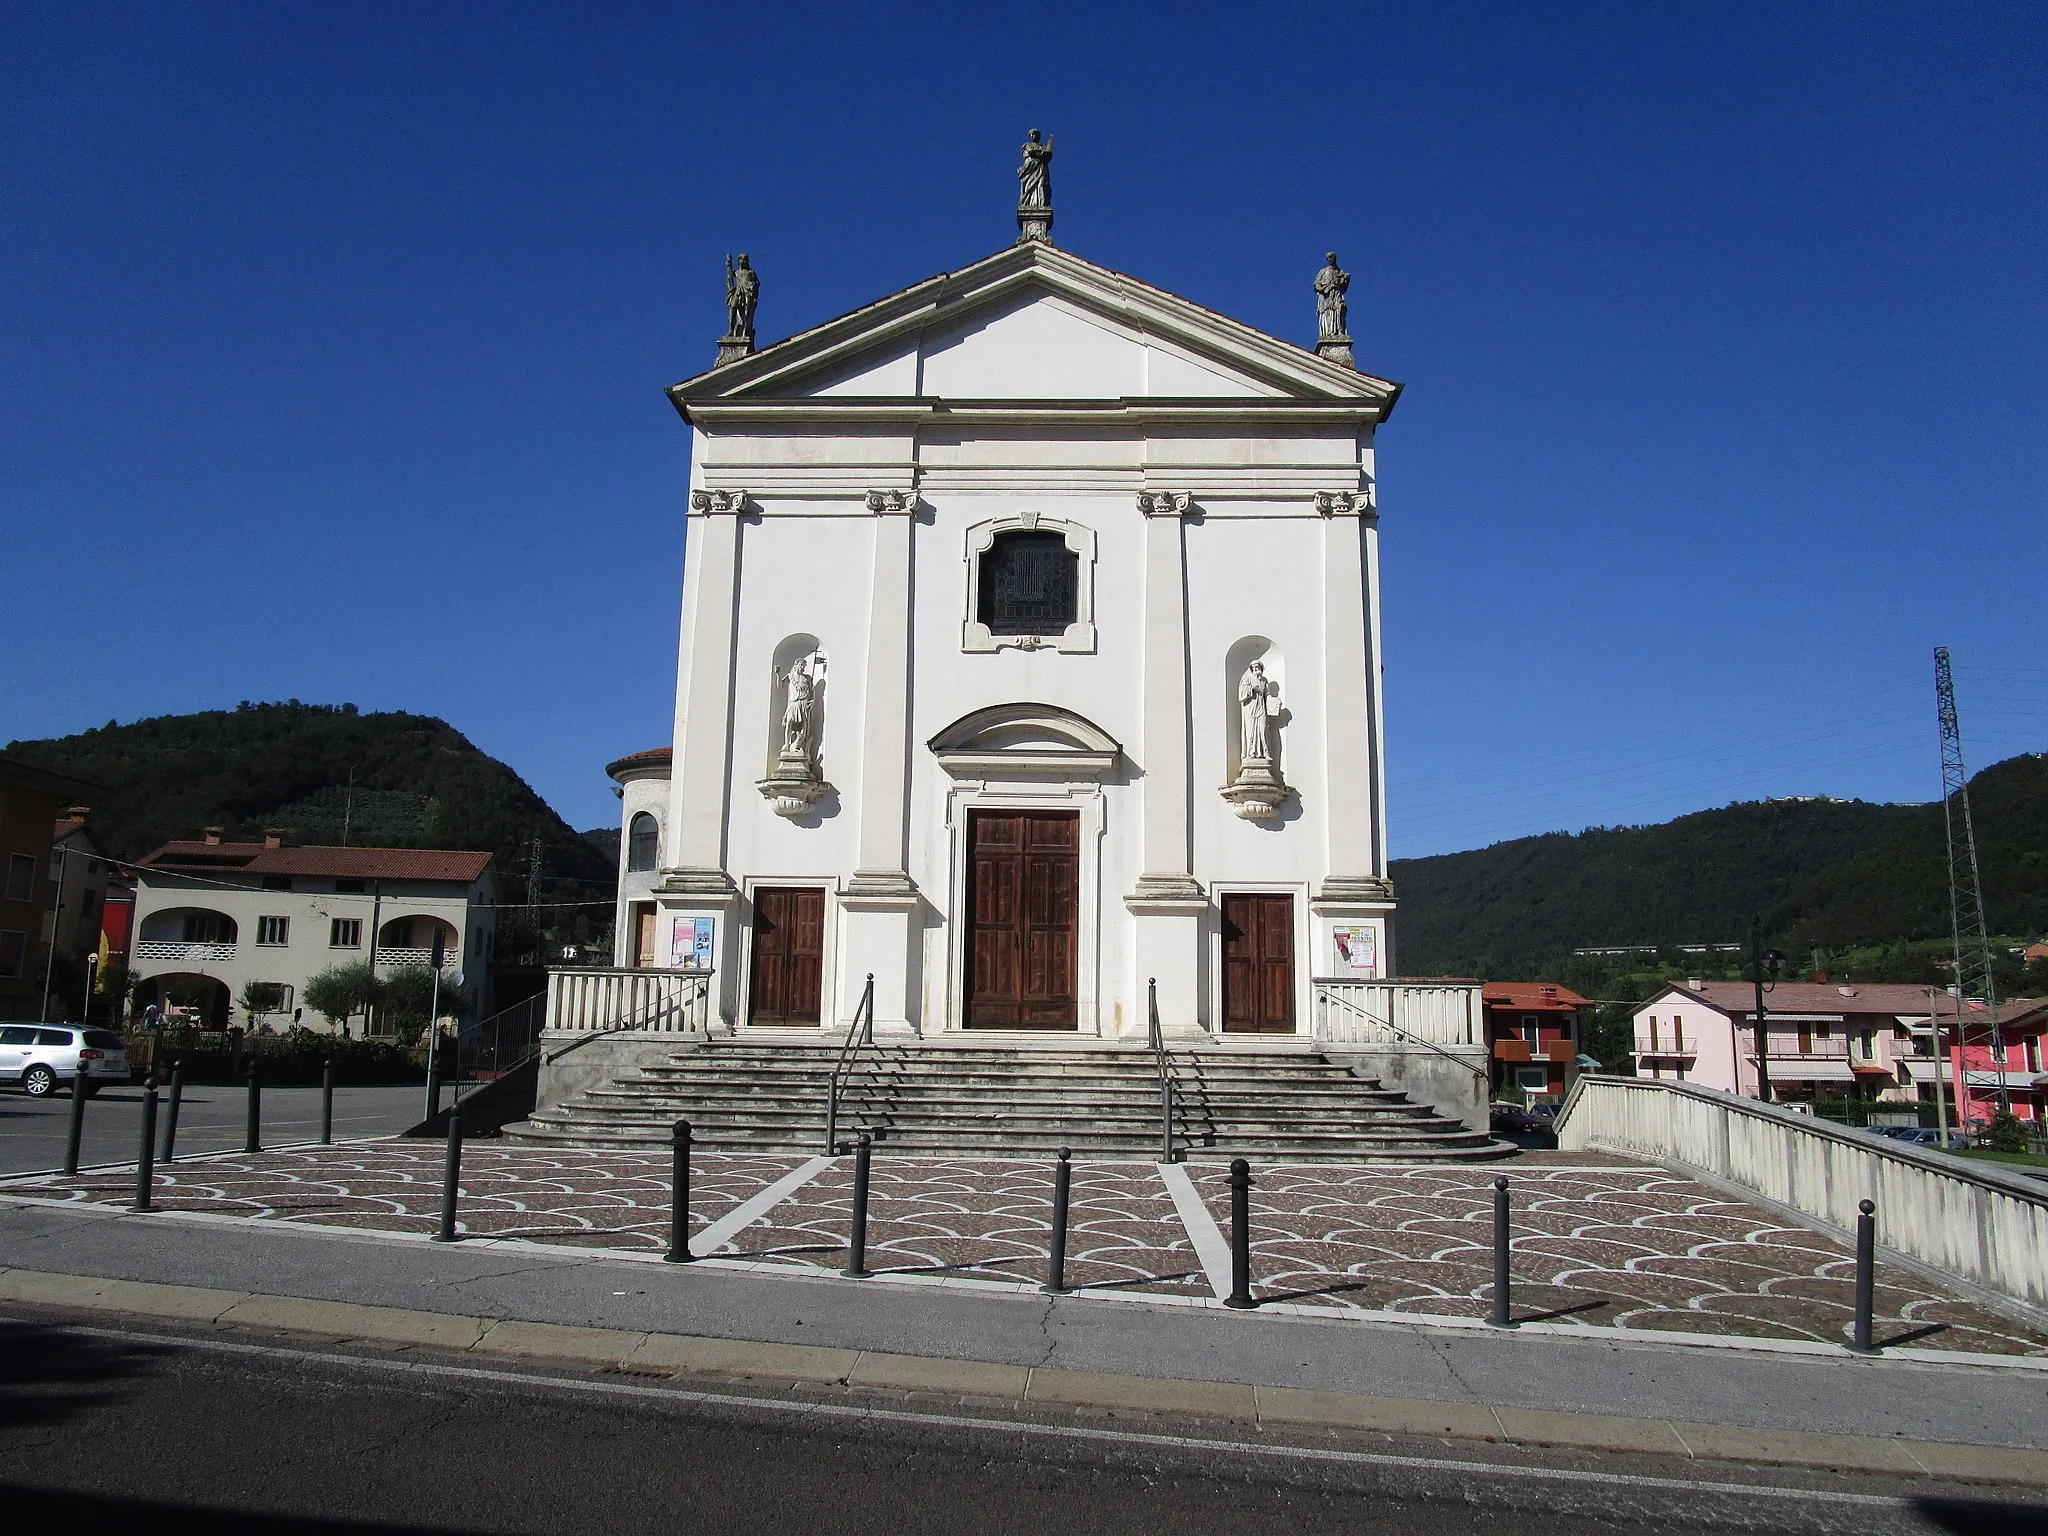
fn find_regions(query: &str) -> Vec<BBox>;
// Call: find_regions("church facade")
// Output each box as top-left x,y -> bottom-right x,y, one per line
609,229 -> 1402,1048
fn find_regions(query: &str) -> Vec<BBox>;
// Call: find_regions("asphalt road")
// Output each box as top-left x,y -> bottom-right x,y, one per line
0,1083 -> 430,1175
4,1315 -> 2041,1536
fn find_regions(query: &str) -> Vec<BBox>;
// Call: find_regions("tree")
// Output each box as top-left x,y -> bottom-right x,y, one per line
238,979 -> 290,1030
379,964 -> 471,1032
303,961 -> 380,1033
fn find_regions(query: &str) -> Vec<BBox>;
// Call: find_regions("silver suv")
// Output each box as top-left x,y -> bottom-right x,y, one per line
0,1024 -> 131,1097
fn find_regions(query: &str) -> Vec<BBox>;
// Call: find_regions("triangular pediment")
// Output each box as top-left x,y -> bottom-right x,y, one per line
671,243 -> 1400,412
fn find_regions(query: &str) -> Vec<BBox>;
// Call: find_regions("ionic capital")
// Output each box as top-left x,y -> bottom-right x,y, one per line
689,488 -> 749,516
1137,491 -> 1193,519
864,489 -> 915,516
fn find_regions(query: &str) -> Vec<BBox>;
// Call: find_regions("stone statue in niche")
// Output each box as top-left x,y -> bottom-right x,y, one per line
1238,660 -> 1279,763
757,653 -> 830,818
780,656 -> 816,760
1222,659 -> 1289,821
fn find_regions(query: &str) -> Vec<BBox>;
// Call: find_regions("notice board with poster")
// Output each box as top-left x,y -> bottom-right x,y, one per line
669,916 -> 716,970
1332,925 -> 1377,976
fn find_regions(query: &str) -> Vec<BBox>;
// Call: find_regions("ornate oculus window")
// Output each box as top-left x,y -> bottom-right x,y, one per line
961,515 -> 1097,653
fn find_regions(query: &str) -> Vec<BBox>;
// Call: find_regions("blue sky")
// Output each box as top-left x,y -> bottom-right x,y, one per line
6,3 -> 2043,855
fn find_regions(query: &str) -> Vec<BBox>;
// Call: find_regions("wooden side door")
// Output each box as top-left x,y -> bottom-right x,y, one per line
1221,893 -> 1296,1034
632,904 -> 657,968
748,887 -> 824,1027
966,810 -> 1079,1029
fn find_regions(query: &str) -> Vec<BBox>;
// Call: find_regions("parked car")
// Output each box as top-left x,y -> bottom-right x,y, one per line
0,1024 -> 130,1097
1882,1126 -> 1969,1150
1489,1101 -> 1558,1136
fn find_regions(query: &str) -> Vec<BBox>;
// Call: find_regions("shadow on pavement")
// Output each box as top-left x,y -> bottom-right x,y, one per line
0,1486 -> 484,1534
1912,1497 -> 2048,1534
0,1322 -> 173,1430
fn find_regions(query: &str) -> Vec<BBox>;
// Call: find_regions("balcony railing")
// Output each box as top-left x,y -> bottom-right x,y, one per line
545,966 -> 715,1036
133,940 -> 237,963
374,946 -> 456,970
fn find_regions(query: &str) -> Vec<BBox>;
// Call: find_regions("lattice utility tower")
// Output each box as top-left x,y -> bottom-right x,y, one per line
1934,647 -> 2008,1114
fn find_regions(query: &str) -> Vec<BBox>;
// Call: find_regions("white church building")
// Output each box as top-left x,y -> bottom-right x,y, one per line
567,172 -> 1486,1114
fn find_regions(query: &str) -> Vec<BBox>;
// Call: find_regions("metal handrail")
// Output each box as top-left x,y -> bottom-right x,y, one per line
1146,977 -> 1179,1163
1316,985 -> 1487,1087
448,993 -> 546,1102
823,973 -> 877,1154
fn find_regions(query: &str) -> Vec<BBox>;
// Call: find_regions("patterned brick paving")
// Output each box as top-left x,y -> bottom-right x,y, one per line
6,1143 -> 2043,1355
726,1158 -> 1208,1294
1189,1163 -> 2045,1354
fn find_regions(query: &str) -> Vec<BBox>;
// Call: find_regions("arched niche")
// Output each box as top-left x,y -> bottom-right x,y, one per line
1223,636 -> 1287,784
765,633 -> 827,775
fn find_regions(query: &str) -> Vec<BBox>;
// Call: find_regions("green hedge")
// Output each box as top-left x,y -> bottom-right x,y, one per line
142,1027 -> 424,1086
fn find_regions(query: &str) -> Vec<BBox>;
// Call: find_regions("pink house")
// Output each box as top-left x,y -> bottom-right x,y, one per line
1631,980 -> 1939,1103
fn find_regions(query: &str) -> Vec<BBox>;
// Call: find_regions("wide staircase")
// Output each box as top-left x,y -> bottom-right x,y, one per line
505,1041 -> 1510,1162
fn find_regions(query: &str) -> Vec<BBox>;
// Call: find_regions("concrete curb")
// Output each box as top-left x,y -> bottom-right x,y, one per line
3,1264 -> 2045,1486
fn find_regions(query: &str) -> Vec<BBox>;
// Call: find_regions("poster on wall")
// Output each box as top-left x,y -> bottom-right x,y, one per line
1332,925 -> 1377,975
669,916 -> 715,970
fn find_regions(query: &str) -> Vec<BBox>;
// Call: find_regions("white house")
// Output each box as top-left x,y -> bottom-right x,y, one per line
130,830 -> 496,1033
595,213 -> 1430,1057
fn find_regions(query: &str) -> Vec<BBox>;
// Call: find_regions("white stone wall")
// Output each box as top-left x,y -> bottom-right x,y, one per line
654,252 -> 1395,1044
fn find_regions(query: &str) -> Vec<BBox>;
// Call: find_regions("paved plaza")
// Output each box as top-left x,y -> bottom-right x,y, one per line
5,1140 -> 2042,1357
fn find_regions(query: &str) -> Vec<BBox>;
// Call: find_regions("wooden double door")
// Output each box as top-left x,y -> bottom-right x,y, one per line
748,887 -> 824,1027
1221,892 -> 1296,1034
965,810 -> 1079,1029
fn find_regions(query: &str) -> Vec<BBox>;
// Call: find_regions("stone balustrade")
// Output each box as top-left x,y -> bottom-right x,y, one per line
544,967 -> 714,1036
1312,978 -> 1482,1047
1556,1074 -> 2048,1316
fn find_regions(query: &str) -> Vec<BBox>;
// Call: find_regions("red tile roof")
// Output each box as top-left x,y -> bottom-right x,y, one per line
139,840 -> 492,884
1484,982 -> 1591,1011
605,746 -> 672,780
1650,981 -> 1948,1016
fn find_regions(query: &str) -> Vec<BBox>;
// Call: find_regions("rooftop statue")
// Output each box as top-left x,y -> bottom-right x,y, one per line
716,253 -> 760,366
1314,251 -> 1355,367
1016,129 -> 1054,243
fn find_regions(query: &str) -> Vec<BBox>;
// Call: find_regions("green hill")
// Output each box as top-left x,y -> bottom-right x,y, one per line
1392,752 -> 2048,977
5,703 -> 615,898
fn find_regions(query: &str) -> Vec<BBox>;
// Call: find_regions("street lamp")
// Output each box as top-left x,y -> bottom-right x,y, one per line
1750,916 -> 1785,1103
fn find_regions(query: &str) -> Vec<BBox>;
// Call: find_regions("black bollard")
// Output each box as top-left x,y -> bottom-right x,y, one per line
1489,1176 -> 1517,1327
842,1133 -> 872,1277
433,1112 -> 462,1242
665,1120 -> 694,1263
1850,1198 -> 1878,1353
1042,1147 -> 1072,1295
63,1068 -> 89,1176
132,1077 -> 159,1212
161,1061 -> 183,1164
243,1064 -> 262,1155
320,1059 -> 335,1145
1224,1158 -> 1256,1309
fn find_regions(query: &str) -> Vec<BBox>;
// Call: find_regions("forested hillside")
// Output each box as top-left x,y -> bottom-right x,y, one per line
6,703 -> 614,894
1392,753 -> 2048,978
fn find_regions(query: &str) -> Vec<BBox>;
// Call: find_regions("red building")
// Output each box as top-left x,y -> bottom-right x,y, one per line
1484,982 -> 1591,1100
1941,997 -> 2047,1128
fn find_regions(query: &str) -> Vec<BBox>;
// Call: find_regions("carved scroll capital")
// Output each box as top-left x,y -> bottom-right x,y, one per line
1314,490 -> 1374,519
1137,491 -> 1193,519
864,489 -> 915,516
690,488 -> 749,516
